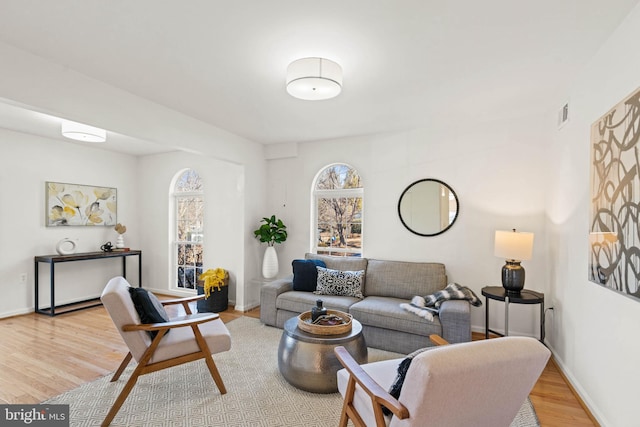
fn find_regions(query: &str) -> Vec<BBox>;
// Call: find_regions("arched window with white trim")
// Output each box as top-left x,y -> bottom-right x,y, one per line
312,163 -> 363,256
171,169 -> 204,290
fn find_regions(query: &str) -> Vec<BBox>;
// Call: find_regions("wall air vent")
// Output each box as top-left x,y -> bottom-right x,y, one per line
557,102 -> 569,129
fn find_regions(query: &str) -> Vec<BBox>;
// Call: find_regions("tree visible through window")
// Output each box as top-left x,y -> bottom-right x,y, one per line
313,164 -> 363,256
173,169 -> 204,290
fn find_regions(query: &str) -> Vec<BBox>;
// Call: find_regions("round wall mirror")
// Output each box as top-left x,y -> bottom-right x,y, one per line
398,179 -> 459,236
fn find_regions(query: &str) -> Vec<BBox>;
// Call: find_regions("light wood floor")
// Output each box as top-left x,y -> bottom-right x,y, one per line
0,304 -> 596,426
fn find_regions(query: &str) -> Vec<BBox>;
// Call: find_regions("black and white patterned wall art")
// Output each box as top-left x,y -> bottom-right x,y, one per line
589,86 -> 640,301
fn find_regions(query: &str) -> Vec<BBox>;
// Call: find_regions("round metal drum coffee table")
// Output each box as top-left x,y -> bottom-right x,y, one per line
278,316 -> 367,393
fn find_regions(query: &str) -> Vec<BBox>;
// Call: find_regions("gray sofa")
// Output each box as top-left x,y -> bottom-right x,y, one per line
260,253 -> 471,354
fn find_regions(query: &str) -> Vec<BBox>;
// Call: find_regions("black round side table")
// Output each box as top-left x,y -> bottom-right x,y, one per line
481,286 -> 545,343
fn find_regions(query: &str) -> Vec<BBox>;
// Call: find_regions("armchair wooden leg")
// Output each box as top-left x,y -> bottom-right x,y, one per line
340,376 -> 366,427
102,364 -> 143,426
191,323 -> 227,394
103,333 -> 166,426
338,380 -> 355,427
204,353 -> 227,395
111,352 -> 133,382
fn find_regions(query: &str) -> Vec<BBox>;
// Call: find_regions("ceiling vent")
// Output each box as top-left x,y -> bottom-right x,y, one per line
557,102 -> 569,129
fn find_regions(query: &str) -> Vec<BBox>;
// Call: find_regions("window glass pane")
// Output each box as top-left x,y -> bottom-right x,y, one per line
177,266 -> 186,288
175,169 -> 203,192
173,169 -> 204,290
176,197 -> 204,242
313,164 -> 363,256
315,164 -> 362,190
317,196 -> 362,251
176,243 -> 203,289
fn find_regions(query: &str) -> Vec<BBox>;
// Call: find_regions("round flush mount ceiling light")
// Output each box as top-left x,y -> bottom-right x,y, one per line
286,57 -> 342,101
61,120 -> 107,143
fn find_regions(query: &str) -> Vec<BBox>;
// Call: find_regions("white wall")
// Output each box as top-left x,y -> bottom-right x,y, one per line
0,128 -> 140,316
136,151 -> 246,307
267,115 -> 552,336
547,3 -> 640,426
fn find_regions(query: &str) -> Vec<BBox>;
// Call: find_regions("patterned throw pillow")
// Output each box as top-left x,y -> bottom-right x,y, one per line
314,267 -> 365,299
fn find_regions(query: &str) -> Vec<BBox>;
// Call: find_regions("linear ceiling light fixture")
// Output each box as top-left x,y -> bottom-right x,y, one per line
286,57 -> 342,100
61,120 -> 106,143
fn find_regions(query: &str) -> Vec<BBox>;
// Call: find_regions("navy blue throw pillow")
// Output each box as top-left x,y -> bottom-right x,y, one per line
128,287 -> 170,339
292,259 -> 327,292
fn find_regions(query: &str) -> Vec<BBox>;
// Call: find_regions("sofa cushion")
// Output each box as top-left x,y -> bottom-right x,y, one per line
349,296 -> 441,337
276,290 -> 359,314
364,259 -> 446,299
292,259 -> 327,291
315,267 -> 364,299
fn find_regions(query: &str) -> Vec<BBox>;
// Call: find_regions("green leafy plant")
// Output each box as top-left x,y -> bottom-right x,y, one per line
253,215 -> 287,246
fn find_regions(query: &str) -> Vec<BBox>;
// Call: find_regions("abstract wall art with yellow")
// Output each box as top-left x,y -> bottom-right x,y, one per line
45,181 -> 117,227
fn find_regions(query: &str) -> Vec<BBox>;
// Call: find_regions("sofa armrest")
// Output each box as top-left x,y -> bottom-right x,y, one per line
438,300 -> 471,343
259,275 -> 294,326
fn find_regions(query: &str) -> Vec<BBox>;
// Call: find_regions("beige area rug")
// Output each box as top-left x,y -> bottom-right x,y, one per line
45,317 -> 539,426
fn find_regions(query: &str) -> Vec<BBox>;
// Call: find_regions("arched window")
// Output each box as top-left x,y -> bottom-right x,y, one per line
171,169 -> 204,290
312,164 -> 363,256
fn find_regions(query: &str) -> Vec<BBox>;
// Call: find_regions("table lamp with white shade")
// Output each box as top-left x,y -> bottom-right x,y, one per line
494,229 -> 534,294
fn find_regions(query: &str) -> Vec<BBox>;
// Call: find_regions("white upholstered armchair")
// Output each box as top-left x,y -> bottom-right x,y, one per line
100,276 -> 231,426
335,335 -> 550,427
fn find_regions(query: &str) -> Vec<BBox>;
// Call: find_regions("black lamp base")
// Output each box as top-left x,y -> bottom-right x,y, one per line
502,260 -> 525,295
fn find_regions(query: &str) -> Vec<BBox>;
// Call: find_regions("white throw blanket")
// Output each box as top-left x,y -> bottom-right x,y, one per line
400,297 -> 440,321
400,283 -> 482,321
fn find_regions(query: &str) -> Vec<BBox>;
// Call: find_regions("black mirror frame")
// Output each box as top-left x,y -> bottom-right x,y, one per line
397,178 -> 460,237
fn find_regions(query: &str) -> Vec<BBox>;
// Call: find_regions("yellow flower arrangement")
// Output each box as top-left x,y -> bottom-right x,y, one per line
198,268 -> 228,298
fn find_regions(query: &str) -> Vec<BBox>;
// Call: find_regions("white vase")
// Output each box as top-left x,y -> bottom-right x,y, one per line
56,238 -> 77,255
262,246 -> 279,279
116,235 -> 125,249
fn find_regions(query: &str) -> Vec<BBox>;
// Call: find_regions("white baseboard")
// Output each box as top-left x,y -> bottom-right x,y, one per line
235,302 -> 259,312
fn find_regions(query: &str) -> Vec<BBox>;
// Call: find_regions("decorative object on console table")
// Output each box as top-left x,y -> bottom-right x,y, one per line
55,237 -> 78,255
494,229 -> 534,294
114,223 -> 127,248
100,241 -> 114,252
197,268 -> 229,313
253,215 -> 287,279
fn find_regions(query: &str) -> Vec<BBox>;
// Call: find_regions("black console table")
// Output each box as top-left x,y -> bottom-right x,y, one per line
35,250 -> 142,316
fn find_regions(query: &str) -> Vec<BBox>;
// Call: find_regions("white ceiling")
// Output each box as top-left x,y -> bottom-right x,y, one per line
0,0 -> 638,154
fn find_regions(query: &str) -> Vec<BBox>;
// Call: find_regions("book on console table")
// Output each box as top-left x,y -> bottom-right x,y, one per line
112,248 -> 131,252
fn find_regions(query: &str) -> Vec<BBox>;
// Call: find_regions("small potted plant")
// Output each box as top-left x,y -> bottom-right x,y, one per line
197,268 -> 229,313
254,215 -> 287,279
